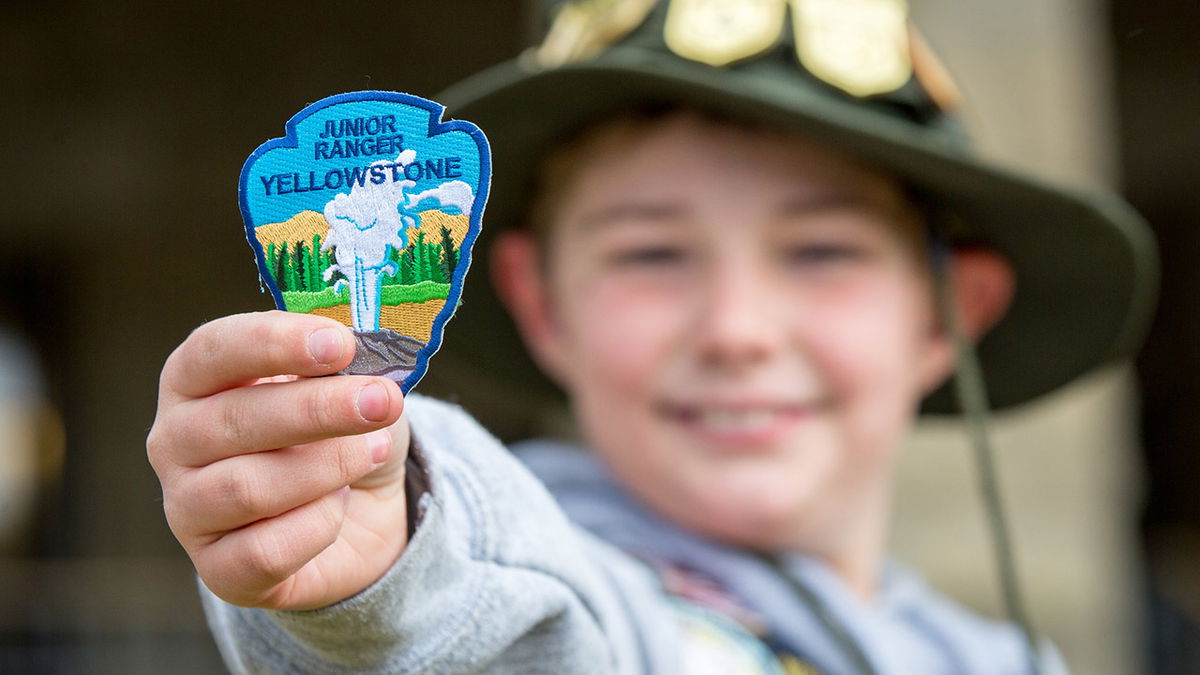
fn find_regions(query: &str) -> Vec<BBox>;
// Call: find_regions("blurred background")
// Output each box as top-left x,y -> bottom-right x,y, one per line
0,0 -> 1196,672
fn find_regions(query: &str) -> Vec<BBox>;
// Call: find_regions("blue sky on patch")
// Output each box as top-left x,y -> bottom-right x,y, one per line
242,96 -> 485,228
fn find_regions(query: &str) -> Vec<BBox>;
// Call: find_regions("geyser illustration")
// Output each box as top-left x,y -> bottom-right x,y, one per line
321,149 -> 475,333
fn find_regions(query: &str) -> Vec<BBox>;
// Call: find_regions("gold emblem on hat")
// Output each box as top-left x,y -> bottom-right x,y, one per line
664,0 -> 788,67
532,0 -> 659,68
791,0 -> 912,97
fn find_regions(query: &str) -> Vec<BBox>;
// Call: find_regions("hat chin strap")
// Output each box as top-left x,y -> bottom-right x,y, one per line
931,235 -> 1046,675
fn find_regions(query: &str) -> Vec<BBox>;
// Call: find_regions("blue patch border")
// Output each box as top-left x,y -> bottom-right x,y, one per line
238,90 -> 491,394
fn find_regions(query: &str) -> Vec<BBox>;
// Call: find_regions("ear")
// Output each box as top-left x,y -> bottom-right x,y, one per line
919,247 -> 1015,392
489,231 -> 572,387
950,247 -> 1015,340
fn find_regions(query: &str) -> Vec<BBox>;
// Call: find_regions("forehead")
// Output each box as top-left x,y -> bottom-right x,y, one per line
536,110 -> 924,241
535,110 -> 919,227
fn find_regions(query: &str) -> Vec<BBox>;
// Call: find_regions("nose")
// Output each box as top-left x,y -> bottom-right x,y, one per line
693,258 -> 785,371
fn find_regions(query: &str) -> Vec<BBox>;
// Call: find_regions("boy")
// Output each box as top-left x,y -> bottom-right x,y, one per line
147,1 -> 1155,672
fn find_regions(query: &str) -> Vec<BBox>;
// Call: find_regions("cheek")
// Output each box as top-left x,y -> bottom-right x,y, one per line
554,279 -> 696,499
557,278 -> 689,394
801,276 -> 932,444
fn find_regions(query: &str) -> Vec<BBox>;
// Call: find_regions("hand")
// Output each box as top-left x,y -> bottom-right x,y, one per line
147,311 -> 410,610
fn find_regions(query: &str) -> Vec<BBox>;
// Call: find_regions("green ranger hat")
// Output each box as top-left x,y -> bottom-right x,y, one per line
430,0 -> 1158,436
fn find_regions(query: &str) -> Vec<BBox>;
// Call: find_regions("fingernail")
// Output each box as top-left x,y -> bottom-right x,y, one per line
308,328 -> 344,366
367,429 -> 392,465
356,382 -> 391,422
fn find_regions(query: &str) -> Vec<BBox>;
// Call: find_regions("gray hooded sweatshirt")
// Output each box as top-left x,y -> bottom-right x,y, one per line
201,395 -> 1066,674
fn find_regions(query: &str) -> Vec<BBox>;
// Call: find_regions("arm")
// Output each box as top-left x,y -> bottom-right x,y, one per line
200,395 -> 678,673
149,313 -> 676,673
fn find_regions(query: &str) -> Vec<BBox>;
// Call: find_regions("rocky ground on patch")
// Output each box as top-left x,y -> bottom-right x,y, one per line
341,329 -> 426,382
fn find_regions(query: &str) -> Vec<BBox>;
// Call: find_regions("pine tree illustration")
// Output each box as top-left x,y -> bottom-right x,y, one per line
440,225 -> 459,281
276,241 -> 290,291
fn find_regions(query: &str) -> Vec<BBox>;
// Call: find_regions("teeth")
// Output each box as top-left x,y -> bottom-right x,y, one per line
694,408 -> 781,432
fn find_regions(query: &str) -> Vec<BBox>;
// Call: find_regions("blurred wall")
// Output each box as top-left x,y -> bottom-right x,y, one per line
0,2 -> 525,671
1114,1 -> 1200,672
894,2 -> 1143,675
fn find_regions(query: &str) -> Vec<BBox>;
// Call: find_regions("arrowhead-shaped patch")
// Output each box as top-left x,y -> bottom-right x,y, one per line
239,91 -> 490,393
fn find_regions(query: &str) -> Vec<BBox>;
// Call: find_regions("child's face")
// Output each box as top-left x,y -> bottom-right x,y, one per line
504,113 -> 953,552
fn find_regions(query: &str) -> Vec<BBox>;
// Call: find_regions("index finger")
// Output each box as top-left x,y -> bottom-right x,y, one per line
162,311 -> 354,400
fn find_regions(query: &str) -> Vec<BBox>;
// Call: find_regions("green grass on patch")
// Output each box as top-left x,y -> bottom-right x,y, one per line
382,281 -> 450,304
283,281 -> 450,314
282,287 -> 346,313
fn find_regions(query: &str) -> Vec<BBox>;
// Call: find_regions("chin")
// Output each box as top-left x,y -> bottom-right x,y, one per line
670,482 -> 814,551
692,515 -> 804,552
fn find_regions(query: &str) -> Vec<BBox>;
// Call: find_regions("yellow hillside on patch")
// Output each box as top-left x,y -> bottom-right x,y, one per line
254,209 -> 468,249
255,210 -> 328,248
409,210 -> 469,248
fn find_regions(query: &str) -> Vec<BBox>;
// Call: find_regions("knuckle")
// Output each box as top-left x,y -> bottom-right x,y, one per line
219,396 -> 260,452
252,313 -> 315,372
245,499 -> 342,586
305,382 -> 353,437
247,319 -> 290,366
160,470 -> 217,547
161,489 -> 179,527
244,531 -> 294,585
145,424 -> 168,470
159,344 -> 186,391
321,436 -> 368,486
161,490 -> 192,542
309,493 -> 345,542
146,414 -> 189,476
160,326 -> 216,397
183,322 -> 225,372
216,465 -> 270,521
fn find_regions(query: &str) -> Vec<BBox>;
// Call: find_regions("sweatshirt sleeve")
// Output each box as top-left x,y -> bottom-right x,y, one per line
199,394 -> 679,674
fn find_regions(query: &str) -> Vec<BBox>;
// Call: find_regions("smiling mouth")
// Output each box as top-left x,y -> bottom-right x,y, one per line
659,402 -> 819,448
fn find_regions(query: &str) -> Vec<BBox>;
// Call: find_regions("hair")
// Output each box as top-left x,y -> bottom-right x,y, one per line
524,103 -> 944,266
526,104 -> 685,243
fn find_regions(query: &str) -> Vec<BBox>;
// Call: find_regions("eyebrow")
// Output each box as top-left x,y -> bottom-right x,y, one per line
574,202 -> 688,232
776,191 -> 925,249
776,192 -> 889,217
571,191 -> 904,233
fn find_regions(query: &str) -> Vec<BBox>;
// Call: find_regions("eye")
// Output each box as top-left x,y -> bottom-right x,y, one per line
609,245 -> 688,267
783,242 -> 866,266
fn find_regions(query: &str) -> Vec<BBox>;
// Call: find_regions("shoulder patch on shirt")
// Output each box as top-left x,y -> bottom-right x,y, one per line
670,598 -> 789,675
651,560 -> 825,674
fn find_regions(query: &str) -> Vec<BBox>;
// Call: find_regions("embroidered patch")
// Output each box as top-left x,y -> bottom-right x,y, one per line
239,91 -> 490,392
654,559 -> 769,635
670,599 -> 792,675
649,559 -> 822,674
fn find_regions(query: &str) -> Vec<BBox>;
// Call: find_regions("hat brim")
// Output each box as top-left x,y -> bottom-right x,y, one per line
427,48 -> 1156,435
